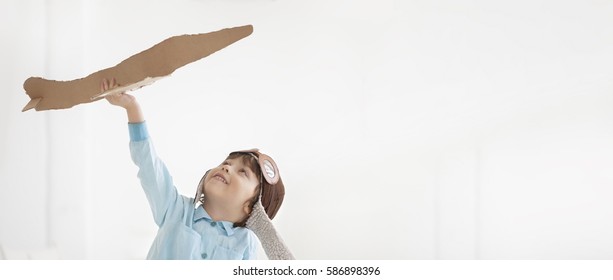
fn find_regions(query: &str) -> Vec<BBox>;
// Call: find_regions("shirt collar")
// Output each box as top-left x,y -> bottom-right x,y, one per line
194,205 -> 236,236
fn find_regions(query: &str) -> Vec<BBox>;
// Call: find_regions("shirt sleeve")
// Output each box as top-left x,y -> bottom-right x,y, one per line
128,122 -> 184,227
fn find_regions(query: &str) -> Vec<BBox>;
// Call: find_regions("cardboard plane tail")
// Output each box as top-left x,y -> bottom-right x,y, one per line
22,25 -> 253,112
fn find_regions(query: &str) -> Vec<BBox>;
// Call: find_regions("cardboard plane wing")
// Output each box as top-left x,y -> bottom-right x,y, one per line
22,25 -> 253,112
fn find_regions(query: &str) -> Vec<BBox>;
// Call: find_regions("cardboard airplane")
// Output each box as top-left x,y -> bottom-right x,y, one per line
22,25 -> 253,112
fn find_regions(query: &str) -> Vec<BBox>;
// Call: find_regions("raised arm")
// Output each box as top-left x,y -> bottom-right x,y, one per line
103,78 -> 182,226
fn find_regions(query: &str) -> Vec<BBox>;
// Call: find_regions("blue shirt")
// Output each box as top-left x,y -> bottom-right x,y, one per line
128,122 -> 258,260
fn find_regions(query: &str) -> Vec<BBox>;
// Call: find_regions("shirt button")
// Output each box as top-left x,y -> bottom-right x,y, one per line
201,253 -> 208,259
210,221 -> 217,227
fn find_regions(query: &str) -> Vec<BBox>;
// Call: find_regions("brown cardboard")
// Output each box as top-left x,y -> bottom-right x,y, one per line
22,25 -> 253,112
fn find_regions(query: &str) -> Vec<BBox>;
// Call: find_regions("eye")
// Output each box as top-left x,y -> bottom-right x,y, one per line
239,168 -> 248,176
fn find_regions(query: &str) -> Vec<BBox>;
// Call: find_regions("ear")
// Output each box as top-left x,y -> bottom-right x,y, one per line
242,200 -> 252,215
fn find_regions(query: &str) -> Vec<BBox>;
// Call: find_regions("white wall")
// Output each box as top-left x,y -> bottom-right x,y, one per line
1,0 -> 612,259
0,0 -> 49,259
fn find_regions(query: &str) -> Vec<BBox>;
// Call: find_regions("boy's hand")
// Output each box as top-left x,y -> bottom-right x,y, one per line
101,78 -> 136,109
101,78 -> 144,123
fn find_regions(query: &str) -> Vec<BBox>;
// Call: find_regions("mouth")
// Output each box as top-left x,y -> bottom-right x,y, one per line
212,172 -> 228,184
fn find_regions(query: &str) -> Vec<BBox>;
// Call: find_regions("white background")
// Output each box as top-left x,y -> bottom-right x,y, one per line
1,0 -> 612,260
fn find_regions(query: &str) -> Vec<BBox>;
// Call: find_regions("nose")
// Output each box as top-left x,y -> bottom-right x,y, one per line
222,165 -> 230,173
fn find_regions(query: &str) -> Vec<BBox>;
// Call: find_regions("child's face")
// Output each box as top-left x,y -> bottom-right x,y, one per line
203,157 -> 260,214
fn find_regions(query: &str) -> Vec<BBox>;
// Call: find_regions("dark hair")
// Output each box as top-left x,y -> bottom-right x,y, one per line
227,152 -> 263,227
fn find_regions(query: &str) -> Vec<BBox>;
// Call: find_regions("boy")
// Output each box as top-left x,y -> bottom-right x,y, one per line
102,78 -> 293,260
